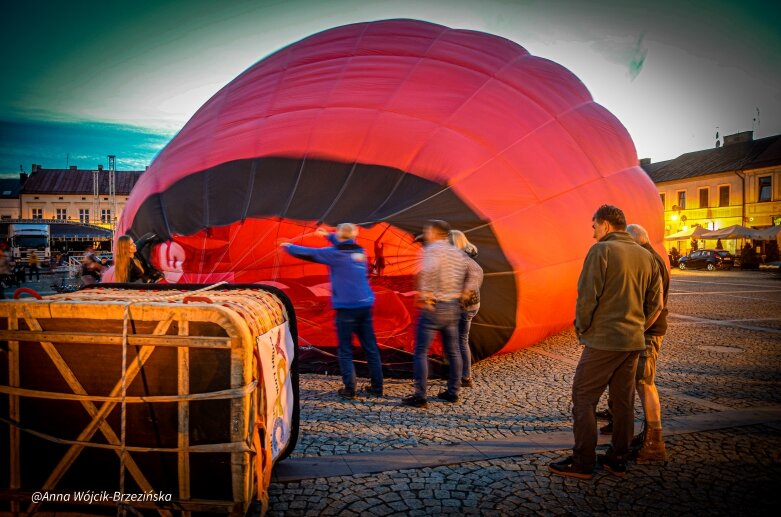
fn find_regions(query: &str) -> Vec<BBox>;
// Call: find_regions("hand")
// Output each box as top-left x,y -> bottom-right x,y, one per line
315,228 -> 329,237
280,242 -> 291,248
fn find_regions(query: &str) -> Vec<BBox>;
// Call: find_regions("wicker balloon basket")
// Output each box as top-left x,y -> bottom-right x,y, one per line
0,283 -> 300,516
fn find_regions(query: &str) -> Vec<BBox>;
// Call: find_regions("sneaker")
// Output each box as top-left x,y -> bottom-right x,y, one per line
362,384 -> 383,397
436,390 -> 458,403
597,452 -> 627,477
599,421 -> 613,435
401,394 -> 427,408
595,408 -> 612,420
549,456 -> 593,480
461,377 -> 473,388
337,387 -> 356,400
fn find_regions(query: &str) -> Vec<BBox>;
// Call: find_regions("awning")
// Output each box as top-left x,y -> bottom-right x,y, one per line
664,226 -> 710,240
700,225 -> 757,239
750,226 -> 781,241
50,223 -> 113,240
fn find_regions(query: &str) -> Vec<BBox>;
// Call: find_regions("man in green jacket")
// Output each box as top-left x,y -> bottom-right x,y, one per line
550,204 -> 662,479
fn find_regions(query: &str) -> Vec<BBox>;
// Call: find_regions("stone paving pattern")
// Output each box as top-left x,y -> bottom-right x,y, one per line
276,270 -> 781,514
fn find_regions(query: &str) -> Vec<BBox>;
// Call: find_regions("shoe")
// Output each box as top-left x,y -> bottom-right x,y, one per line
635,428 -> 668,463
362,384 -> 383,397
549,456 -> 593,480
630,429 -> 646,451
337,388 -> 356,400
595,408 -> 612,420
599,421 -> 613,435
401,394 -> 427,408
436,390 -> 458,403
461,377 -> 473,388
597,452 -> 627,477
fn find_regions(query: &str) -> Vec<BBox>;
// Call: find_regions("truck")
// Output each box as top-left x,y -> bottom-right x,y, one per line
9,223 -> 51,266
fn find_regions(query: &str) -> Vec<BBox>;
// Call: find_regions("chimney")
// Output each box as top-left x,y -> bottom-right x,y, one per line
69,165 -> 77,171
19,172 -> 28,184
639,158 -> 651,166
723,131 -> 754,146
31,164 -> 40,173
98,164 -> 103,171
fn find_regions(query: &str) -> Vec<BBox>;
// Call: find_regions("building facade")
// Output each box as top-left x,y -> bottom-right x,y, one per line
0,177 -> 22,220
19,165 -> 143,228
643,131 -> 781,255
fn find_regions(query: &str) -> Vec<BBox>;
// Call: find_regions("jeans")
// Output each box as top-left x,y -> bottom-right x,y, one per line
28,265 -> 39,281
459,307 -> 479,379
335,307 -> 383,391
413,301 -> 461,398
572,347 -> 639,469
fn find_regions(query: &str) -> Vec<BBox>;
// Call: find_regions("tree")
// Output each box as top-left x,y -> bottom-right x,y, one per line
690,238 -> 699,252
740,242 -> 759,270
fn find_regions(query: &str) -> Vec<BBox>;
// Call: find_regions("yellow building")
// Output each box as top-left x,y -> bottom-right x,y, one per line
643,131 -> 781,255
19,165 -> 143,228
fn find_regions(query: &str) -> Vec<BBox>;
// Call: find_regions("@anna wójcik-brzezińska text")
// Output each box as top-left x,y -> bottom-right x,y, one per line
31,490 -> 173,505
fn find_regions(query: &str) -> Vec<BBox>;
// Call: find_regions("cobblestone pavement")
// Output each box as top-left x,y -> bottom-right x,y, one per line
269,270 -> 781,515
270,425 -> 781,516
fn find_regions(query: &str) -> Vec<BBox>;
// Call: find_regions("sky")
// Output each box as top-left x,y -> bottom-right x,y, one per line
1,0 -> 779,174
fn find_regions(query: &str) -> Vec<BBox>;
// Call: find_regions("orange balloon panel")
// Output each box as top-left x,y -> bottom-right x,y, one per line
118,20 -> 664,366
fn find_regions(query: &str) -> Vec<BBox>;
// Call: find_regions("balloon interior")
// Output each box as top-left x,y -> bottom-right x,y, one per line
118,19 -> 664,374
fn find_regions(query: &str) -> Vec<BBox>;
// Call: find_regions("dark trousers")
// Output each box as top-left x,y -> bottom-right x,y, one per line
572,346 -> 639,469
335,307 -> 383,391
28,265 -> 39,281
413,301 -> 462,398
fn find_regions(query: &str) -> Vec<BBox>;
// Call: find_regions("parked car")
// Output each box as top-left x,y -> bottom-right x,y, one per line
678,249 -> 734,271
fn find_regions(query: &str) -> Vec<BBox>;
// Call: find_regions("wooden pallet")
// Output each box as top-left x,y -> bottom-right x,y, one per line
0,284 -> 299,516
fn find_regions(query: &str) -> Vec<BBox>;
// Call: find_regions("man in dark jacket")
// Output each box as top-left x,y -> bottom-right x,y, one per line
550,205 -> 662,479
281,223 -> 383,399
626,223 -> 669,462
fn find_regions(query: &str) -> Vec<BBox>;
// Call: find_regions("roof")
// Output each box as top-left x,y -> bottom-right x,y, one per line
20,169 -> 143,195
50,222 -> 113,240
642,134 -> 781,183
0,178 -> 22,198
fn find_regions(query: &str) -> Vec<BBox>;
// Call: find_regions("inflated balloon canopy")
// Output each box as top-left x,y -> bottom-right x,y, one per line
117,19 -> 664,370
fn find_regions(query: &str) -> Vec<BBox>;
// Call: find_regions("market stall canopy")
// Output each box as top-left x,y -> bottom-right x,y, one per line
701,224 -> 757,239
665,226 -> 710,240
50,222 -> 112,240
750,226 -> 781,241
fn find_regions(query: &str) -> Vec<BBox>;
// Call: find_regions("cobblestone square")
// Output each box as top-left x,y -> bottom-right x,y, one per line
269,270 -> 781,515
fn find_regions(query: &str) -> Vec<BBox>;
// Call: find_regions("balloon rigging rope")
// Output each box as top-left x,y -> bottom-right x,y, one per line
117,281 -> 227,515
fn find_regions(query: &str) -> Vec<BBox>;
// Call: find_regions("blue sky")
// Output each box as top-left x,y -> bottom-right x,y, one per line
2,0 -> 779,174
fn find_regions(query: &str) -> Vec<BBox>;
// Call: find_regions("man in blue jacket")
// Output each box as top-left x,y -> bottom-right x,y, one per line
281,223 -> 383,399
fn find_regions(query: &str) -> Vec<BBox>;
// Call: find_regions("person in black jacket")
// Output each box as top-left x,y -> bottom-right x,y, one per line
626,223 -> 669,462
114,235 -> 163,283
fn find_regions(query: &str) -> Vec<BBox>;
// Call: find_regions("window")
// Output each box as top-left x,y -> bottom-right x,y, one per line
699,188 -> 709,208
101,209 -> 112,223
56,208 -> 68,220
79,209 -> 90,223
759,176 -> 772,202
31,208 -> 43,219
659,193 -> 665,208
719,185 -> 730,207
677,190 -> 686,209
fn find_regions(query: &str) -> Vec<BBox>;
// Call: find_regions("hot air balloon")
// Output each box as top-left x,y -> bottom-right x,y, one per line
116,19 -> 664,372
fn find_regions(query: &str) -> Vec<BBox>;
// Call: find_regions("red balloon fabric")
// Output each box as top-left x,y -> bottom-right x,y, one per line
117,19 -> 664,367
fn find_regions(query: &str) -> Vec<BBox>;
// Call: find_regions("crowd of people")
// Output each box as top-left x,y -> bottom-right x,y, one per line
282,204 -> 670,479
